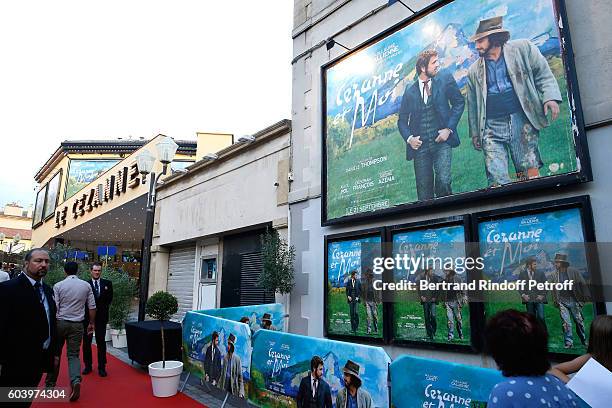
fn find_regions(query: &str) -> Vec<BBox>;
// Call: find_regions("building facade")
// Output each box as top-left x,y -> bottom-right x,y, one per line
289,0 -> 612,366
150,120 -> 291,320
0,203 -> 33,254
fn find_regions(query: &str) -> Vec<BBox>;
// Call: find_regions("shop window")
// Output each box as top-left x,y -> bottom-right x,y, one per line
200,257 -> 217,283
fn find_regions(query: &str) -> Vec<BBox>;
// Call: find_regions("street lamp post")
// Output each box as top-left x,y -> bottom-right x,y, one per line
0,232 -> 5,265
136,136 -> 179,321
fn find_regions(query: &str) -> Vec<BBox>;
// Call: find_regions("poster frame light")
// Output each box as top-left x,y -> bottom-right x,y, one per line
386,215 -> 480,352
469,195 -> 606,359
324,227 -> 388,344
320,0 -> 592,226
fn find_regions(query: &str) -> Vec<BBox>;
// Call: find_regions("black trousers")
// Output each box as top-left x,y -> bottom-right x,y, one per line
82,322 -> 107,369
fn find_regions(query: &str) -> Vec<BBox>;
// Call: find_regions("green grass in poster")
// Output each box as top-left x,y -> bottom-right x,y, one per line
327,288 -> 384,338
392,292 -> 471,345
485,301 -> 594,355
326,71 -> 576,220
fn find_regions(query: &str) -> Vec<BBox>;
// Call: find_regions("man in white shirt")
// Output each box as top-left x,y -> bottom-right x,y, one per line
44,261 -> 96,402
0,268 -> 9,282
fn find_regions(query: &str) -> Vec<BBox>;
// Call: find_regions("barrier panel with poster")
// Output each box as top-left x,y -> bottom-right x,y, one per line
473,196 -> 605,356
321,0 -> 591,225
250,329 -> 390,408
389,216 -> 475,350
325,229 -> 385,341
197,303 -> 286,332
182,311 -> 252,397
390,355 -> 504,408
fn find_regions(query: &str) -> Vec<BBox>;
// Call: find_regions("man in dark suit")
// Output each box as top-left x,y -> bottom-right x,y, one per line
518,257 -> 548,328
345,270 -> 362,334
82,262 -> 113,377
296,356 -> 333,408
0,248 -> 57,406
203,331 -> 222,385
398,49 -> 465,201
416,267 -> 441,341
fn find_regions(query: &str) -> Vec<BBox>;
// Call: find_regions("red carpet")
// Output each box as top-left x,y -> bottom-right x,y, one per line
34,345 -> 203,407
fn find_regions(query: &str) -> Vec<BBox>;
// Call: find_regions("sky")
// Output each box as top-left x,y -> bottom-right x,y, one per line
0,1 -> 293,208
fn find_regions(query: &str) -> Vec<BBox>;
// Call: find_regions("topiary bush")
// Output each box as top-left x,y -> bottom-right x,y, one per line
146,291 -> 179,367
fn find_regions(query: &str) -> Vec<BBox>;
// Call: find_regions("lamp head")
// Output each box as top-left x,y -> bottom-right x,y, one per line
156,136 -> 179,164
13,233 -> 21,244
203,153 -> 219,160
135,150 -> 155,175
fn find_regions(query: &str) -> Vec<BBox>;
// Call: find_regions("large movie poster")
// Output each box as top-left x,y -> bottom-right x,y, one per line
323,0 -> 588,223
478,206 -> 596,354
325,233 -> 383,340
32,184 -> 47,226
391,223 -> 471,347
65,159 -> 119,200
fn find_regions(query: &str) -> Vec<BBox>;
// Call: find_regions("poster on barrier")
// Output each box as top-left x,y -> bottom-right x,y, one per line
249,330 -> 390,408
197,303 -> 286,332
390,355 -> 504,408
182,311 -> 252,397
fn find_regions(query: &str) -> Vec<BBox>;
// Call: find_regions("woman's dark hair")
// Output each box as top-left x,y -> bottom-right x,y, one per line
587,315 -> 612,372
488,32 -> 511,48
311,355 -> 324,372
485,309 -> 550,377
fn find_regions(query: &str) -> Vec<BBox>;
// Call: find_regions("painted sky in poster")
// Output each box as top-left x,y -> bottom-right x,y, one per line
327,235 -> 381,288
250,330 -> 390,408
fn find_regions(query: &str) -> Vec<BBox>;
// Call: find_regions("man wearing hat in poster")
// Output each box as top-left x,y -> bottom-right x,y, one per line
467,16 -> 562,186
517,256 -> 548,327
550,252 -> 591,348
336,360 -> 372,408
218,333 -> 245,397
260,312 -> 277,331
345,270 -> 362,334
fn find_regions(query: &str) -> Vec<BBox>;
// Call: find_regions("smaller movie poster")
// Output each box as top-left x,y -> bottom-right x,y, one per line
326,234 -> 383,339
478,207 -> 595,354
391,224 -> 470,346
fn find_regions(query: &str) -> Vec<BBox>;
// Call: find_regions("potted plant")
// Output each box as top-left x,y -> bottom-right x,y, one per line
146,291 -> 182,398
106,269 -> 136,348
259,229 -> 295,325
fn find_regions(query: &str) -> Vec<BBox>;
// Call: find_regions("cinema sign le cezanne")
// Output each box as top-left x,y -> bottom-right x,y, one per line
55,162 -> 141,229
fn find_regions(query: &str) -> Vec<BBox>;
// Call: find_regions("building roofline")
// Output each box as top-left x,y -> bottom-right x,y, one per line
159,119 -> 291,189
34,138 -> 197,182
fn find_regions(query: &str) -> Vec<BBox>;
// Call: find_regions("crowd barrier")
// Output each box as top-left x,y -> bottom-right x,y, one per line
181,304 -> 506,407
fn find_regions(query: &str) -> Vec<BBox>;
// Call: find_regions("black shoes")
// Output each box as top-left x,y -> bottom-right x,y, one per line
98,367 -> 107,377
69,382 -> 81,402
82,367 -> 92,375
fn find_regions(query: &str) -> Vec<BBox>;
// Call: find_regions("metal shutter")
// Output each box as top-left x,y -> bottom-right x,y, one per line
239,251 -> 275,305
167,245 -> 196,321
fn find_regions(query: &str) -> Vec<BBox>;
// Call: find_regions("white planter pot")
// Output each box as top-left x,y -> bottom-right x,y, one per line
110,329 -> 127,348
148,361 -> 183,397
105,325 -> 111,342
